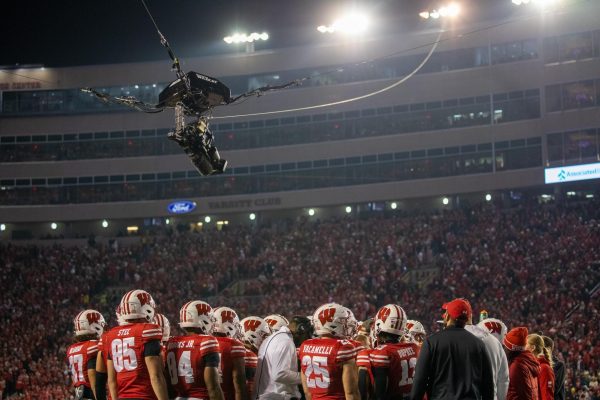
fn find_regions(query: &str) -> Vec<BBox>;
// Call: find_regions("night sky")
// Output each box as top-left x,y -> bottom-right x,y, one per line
3,0 -> 513,68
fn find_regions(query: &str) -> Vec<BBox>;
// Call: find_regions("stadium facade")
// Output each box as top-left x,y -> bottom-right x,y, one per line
1,1 -> 599,238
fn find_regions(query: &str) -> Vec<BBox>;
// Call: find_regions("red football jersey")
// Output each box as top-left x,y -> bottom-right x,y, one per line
105,322 -> 163,400
66,340 -> 99,388
299,338 -> 356,400
356,348 -> 374,382
370,342 -> 420,395
245,348 -> 258,398
348,339 -> 365,355
215,336 -> 247,400
97,333 -> 113,400
166,334 -> 220,398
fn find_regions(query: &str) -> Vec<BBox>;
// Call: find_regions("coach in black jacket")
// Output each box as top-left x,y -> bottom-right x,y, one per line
410,298 -> 494,400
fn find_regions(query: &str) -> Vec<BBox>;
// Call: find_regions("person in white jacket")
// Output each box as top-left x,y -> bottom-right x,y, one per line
465,317 -> 510,400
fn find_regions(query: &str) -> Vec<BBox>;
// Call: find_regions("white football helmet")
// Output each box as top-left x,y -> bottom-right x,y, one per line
264,314 -> 289,332
241,316 -> 271,350
153,313 -> 171,343
405,320 -> 426,344
118,289 -> 156,322
478,318 -> 508,342
312,303 -> 349,338
74,310 -> 106,338
374,304 -> 408,337
344,307 -> 359,339
213,306 -> 243,339
179,301 -> 215,334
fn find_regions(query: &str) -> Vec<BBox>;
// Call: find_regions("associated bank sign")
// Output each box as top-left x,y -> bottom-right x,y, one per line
545,162 -> 600,184
167,200 -> 197,214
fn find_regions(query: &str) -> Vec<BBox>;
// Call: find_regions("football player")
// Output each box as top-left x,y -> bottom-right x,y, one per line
96,305 -> 128,400
299,303 -> 361,400
153,313 -> 171,360
240,316 -> 272,398
404,320 -> 426,346
370,304 -> 420,399
213,306 -> 248,400
102,289 -> 168,400
67,309 -> 105,400
355,319 -> 375,400
478,317 -> 508,343
166,300 -> 224,400
264,314 -> 289,332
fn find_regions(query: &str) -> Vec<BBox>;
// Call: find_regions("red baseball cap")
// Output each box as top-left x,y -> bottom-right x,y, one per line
442,298 -> 472,319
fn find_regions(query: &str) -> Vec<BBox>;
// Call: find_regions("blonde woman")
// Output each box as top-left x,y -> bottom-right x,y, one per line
527,334 -> 555,400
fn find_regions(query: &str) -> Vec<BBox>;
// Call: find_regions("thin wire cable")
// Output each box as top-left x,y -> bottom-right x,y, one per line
212,28 -> 443,120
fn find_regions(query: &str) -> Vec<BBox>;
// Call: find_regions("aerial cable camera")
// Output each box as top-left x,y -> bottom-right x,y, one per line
82,0 -> 298,176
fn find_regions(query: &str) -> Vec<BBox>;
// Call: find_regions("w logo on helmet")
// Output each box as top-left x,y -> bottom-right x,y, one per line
406,322 -> 414,330
195,302 -> 211,316
244,319 -> 262,332
377,307 -> 391,323
86,312 -> 101,325
137,292 -> 152,306
221,310 -> 236,323
265,318 -> 278,327
484,321 -> 503,335
318,307 -> 336,325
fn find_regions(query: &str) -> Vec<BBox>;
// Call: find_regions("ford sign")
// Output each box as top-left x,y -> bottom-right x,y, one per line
167,200 -> 197,214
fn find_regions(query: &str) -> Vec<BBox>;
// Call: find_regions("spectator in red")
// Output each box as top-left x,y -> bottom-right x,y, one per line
528,334 -> 555,400
504,327 -> 540,400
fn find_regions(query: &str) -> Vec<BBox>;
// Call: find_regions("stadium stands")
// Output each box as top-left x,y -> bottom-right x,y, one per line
1,199 -> 599,399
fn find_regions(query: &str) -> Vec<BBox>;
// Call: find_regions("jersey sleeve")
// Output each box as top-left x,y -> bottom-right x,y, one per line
336,341 -> 356,363
356,349 -> 371,369
141,323 -> 163,342
369,347 -> 391,368
87,341 -> 99,357
245,350 -> 258,369
230,339 -> 247,359
199,337 -> 220,357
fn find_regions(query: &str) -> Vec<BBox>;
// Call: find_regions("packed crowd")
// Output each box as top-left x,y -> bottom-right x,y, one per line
1,200 -> 599,399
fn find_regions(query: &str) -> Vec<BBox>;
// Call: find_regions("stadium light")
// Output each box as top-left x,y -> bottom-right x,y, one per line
419,2 -> 460,19
249,213 -> 256,221
317,10 -> 370,35
308,208 -> 315,216
345,206 -> 352,214
223,32 -> 269,44
102,219 -> 109,228
51,222 -> 58,230
0,223 -> 5,231
204,216 -> 211,223
165,218 -> 170,225
390,202 -> 398,210
485,194 -> 492,202
442,197 -> 450,205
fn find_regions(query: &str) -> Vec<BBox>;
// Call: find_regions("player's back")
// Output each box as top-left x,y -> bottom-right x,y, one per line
105,322 -> 162,400
166,334 -> 220,398
370,342 -> 420,396
215,335 -> 246,400
299,337 -> 356,400
244,348 -> 258,398
66,339 -> 99,398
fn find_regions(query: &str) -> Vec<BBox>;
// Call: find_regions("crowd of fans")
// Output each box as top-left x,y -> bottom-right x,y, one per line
1,199 -> 599,399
